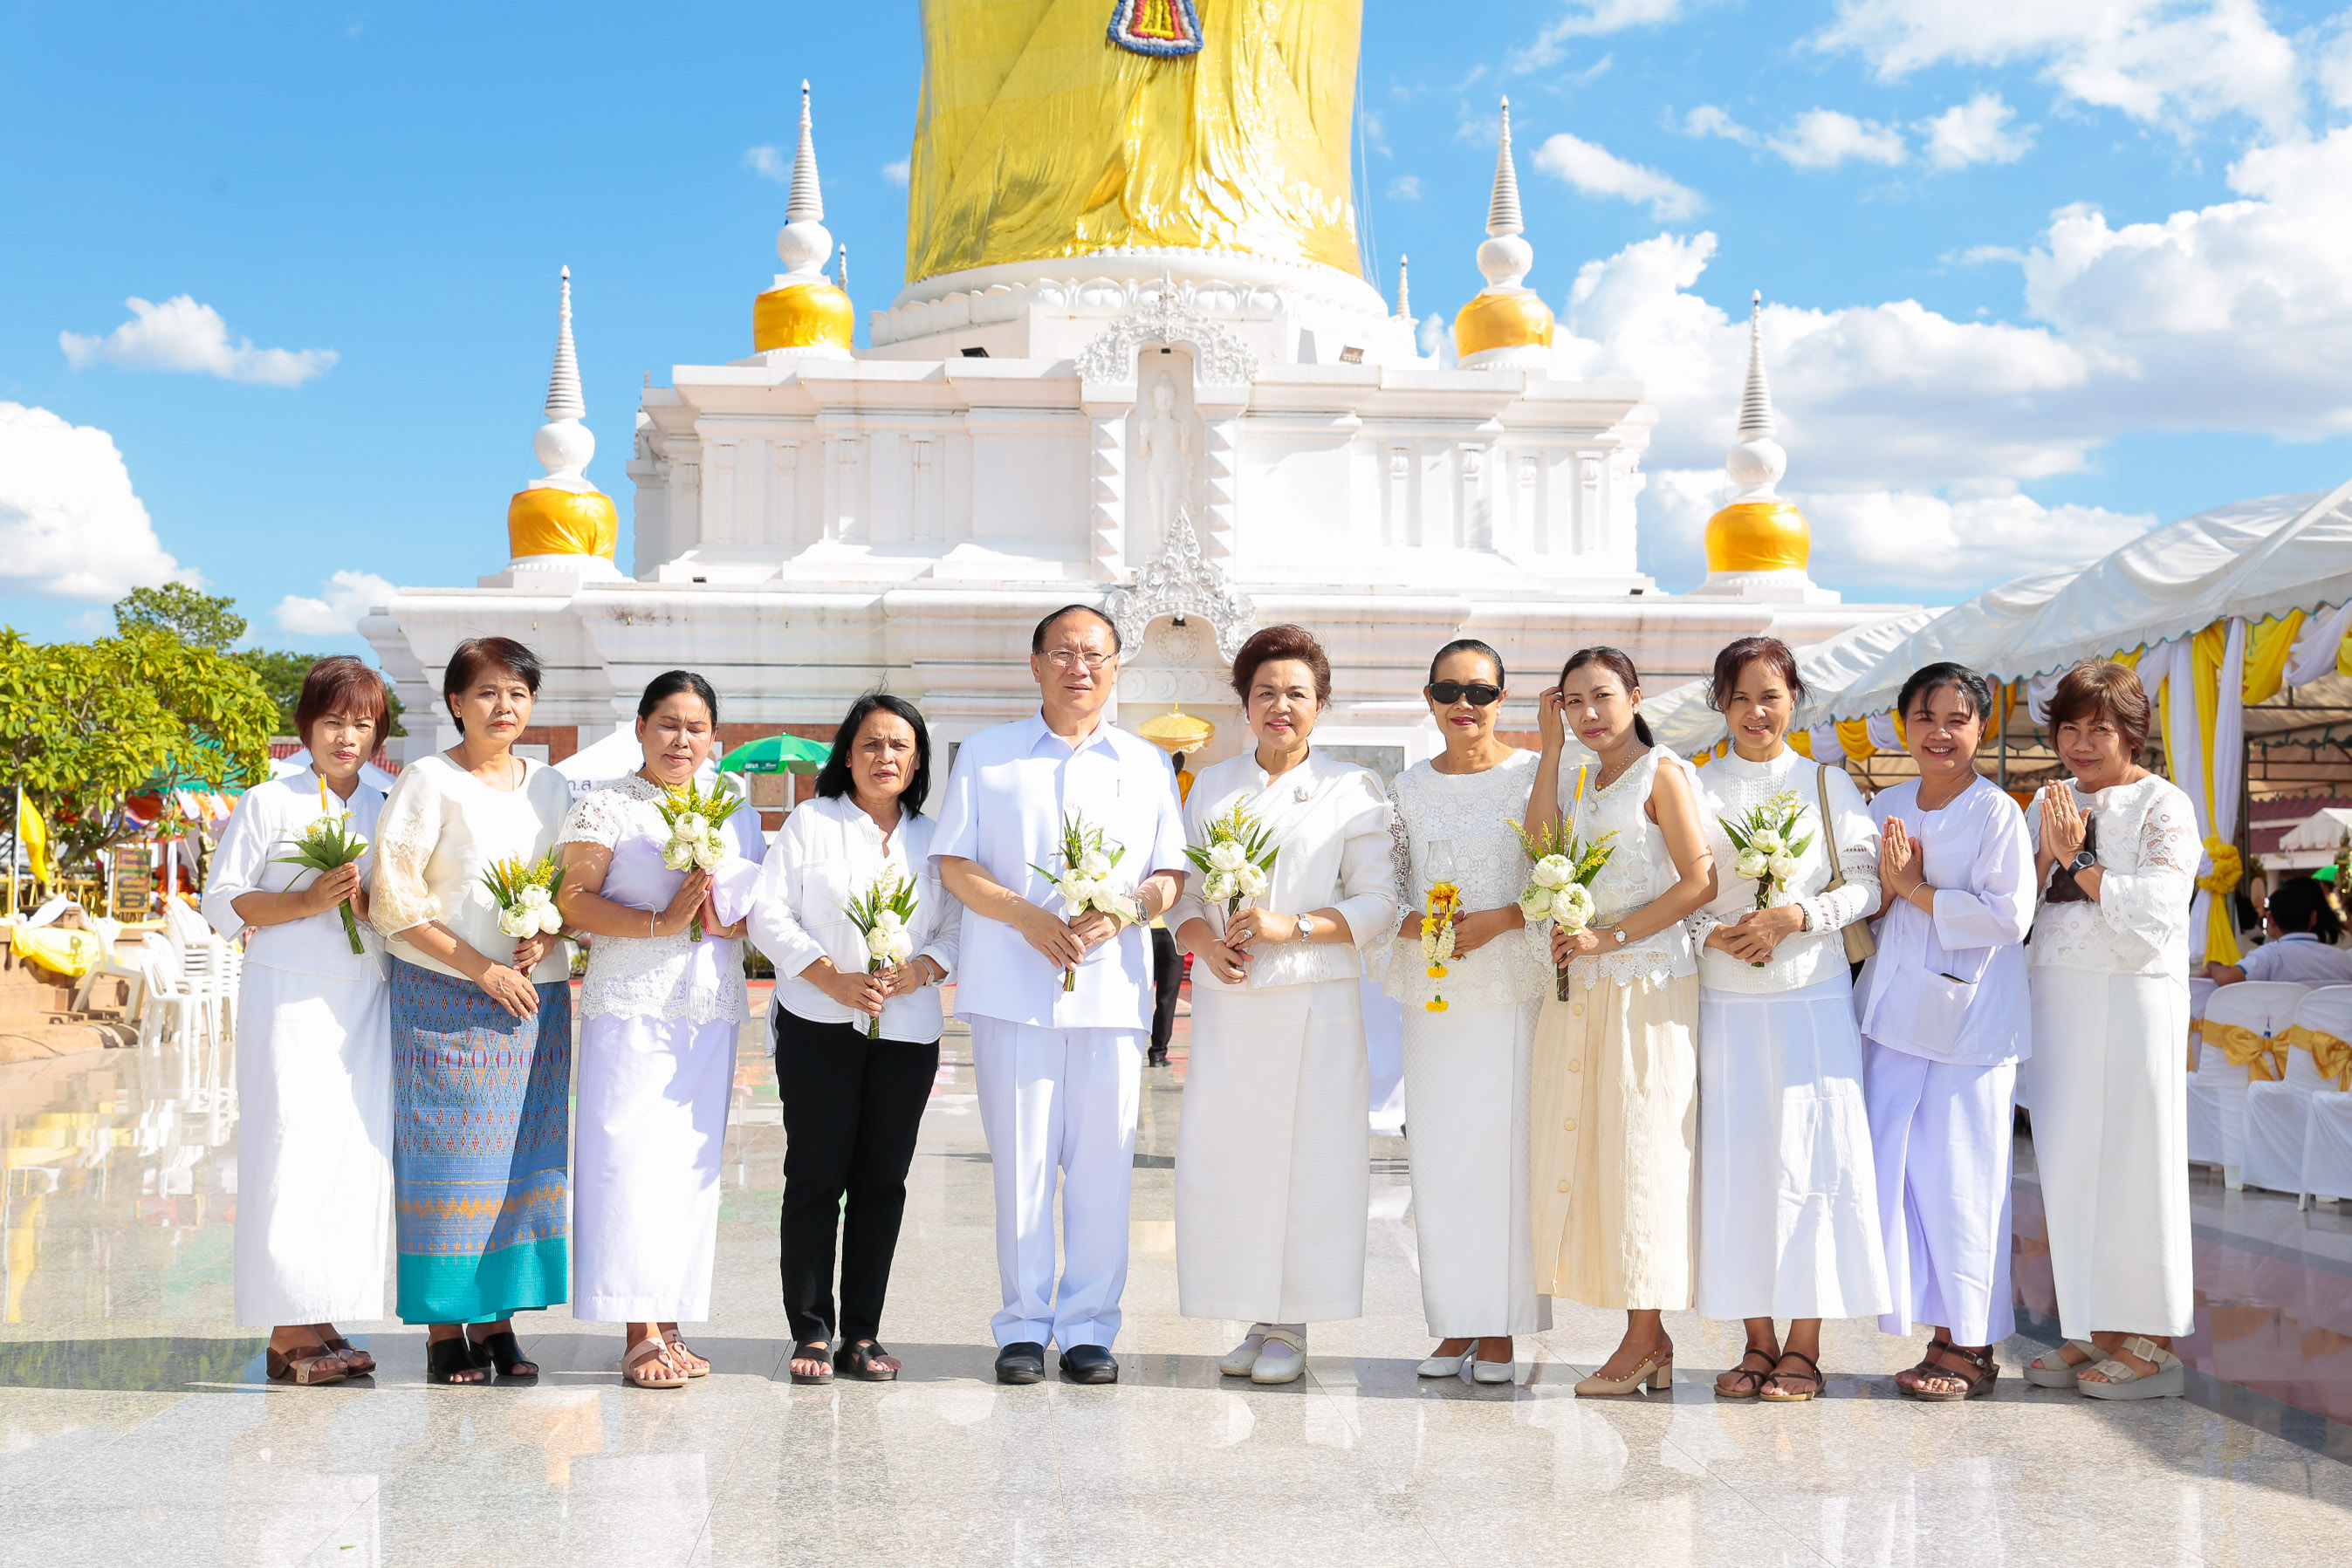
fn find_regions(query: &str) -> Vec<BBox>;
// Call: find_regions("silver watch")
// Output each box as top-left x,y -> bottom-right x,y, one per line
1294,912 -> 1318,940
1609,927 -> 1629,946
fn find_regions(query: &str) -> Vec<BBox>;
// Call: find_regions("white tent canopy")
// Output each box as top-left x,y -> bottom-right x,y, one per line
2278,807 -> 2352,854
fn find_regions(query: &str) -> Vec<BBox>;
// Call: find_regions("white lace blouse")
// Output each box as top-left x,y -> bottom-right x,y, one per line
1688,746 -> 1881,995
556,774 -> 767,1026
369,753 -> 574,984
1558,747 -> 1699,990
1380,750 -> 1551,1009
2026,773 -> 2198,978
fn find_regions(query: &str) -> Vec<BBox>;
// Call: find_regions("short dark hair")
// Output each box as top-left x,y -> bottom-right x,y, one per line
2047,659 -> 2151,759
1031,605 -> 1121,655
1708,635 -> 1805,712
442,637 -> 542,732
1428,637 -> 1505,688
294,656 -> 391,750
1231,624 -> 1332,706
1560,646 -> 1654,749
1896,661 -> 1992,729
637,669 -> 718,726
814,693 -> 933,817
2267,875 -> 2344,945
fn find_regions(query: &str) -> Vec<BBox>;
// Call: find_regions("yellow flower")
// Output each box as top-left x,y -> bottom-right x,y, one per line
1427,998 -> 1450,1013
1426,963 -> 1447,978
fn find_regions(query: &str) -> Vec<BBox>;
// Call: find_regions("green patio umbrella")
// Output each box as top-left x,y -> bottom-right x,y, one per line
720,733 -> 833,776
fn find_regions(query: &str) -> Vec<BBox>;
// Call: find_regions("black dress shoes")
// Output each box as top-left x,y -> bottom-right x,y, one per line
1059,1344 -> 1119,1384
995,1342 -> 1046,1385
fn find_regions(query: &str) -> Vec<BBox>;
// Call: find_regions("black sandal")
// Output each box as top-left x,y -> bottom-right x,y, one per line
789,1341 -> 834,1386
1714,1346 -> 1778,1399
835,1340 -> 900,1382
427,1336 -> 488,1386
470,1329 -> 538,1379
1758,1349 -> 1823,1403
1903,1342 -> 1999,1403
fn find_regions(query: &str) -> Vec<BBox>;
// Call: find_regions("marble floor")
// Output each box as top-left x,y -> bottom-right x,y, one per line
1,987 -> 2349,1567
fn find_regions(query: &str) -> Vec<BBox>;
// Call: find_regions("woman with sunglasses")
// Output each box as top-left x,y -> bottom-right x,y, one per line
1382,640 -> 1553,1385
1688,635 -> 1889,1403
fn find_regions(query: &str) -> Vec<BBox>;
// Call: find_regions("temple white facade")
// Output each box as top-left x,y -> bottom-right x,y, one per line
365,78 -> 1912,777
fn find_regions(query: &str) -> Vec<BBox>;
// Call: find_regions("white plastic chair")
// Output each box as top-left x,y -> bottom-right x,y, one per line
128,941 -> 216,1057
2243,985 -> 2352,1195
2297,990 -> 2352,1207
2198,981 -> 2309,1191
2187,976 -> 2222,1166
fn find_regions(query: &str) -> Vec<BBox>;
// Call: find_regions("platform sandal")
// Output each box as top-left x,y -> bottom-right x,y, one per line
470,1328 -> 538,1379
836,1340 -> 902,1382
789,1340 -> 834,1386
321,1336 -> 374,1377
1757,1349 -> 1823,1403
2076,1336 -> 2184,1401
1902,1342 -> 1998,1402
425,1335 -> 488,1386
2023,1339 -> 2101,1389
266,1344 -> 351,1387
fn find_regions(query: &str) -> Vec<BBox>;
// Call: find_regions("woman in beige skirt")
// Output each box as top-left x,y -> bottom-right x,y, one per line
1524,647 -> 1713,1395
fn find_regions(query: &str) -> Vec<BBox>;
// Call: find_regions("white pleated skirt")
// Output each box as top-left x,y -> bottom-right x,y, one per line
1176,979 -> 1369,1323
234,963 -> 393,1326
572,1012 -> 737,1322
1400,998 -> 1552,1338
2019,966 -> 2195,1339
1696,976 -> 1890,1322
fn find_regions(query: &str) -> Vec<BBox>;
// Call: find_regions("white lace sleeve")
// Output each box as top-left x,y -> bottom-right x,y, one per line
2099,788 -> 2198,950
367,766 -> 444,937
557,786 -> 632,850
1386,774 -> 1411,920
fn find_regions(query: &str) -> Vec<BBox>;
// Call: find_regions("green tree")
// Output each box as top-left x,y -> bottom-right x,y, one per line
0,627 -> 276,873
113,584 -> 247,651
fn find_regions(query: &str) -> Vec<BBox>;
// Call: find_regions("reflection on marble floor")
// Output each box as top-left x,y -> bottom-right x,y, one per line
2,990 -> 2349,1567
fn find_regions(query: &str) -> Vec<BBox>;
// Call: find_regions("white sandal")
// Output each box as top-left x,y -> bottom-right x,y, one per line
1250,1327 -> 1306,1385
2076,1336 -> 2184,1401
2022,1339 -> 2102,1389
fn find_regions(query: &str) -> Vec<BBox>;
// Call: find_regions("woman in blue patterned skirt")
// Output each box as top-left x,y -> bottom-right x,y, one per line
370,637 -> 577,1384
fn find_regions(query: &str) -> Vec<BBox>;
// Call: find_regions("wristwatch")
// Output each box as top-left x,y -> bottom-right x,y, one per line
2069,849 -> 2098,874
1609,927 -> 1629,946
1293,913 -> 1318,941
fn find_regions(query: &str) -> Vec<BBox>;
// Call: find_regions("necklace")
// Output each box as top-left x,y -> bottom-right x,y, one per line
1590,751 -> 1639,795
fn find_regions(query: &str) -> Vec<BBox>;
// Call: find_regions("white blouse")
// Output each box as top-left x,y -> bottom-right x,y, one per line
1688,746 -> 1881,995
749,792 -> 963,1044
202,771 -> 386,982
1559,746 -> 1698,989
368,752 -> 574,984
1381,750 -> 1551,1009
1168,748 -> 1397,993
1854,776 -> 2035,1067
555,773 -> 767,1027
2026,773 -> 2198,978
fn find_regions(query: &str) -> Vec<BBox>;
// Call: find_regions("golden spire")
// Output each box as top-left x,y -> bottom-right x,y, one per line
755,81 -> 854,356
1454,99 -> 1554,366
509,266 -> 619,560
1703,292 -> 1812,579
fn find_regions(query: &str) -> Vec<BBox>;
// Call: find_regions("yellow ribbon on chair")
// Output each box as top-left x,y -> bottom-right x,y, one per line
2275,1025 -> 2352,1092
2199,1018 -> 2286,1081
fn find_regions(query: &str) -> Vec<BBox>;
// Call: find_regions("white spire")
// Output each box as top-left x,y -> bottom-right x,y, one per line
837,243 -> 850,294
1476,99 -> 1533,291
776,79 -> 834,279
1395,254 -> 1411,319
530,265 -> 595,493
1724,290 -> 1786,500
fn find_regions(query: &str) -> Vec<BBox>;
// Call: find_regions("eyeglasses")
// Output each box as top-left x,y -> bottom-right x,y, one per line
1428,682 -> 1501,707
1044,649 -> 1116,672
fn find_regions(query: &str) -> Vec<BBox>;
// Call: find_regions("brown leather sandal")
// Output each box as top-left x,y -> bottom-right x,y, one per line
266,1345 -> 351,1387
1714,1346 -> 1778,1399
1903,1342 -> 1998,1403
321,1336 -> 374,1377
1758,1349 -> 1824,1402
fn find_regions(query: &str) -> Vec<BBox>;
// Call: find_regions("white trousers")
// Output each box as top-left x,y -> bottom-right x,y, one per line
1863,1042 -> 2017,1345
969,1017 -> 1142,1350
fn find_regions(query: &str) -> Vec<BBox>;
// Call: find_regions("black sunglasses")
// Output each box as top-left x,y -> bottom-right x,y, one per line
1428,681 -> 1502,707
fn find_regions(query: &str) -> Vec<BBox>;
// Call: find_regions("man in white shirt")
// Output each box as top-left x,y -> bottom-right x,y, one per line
933,605 -> 1189,1385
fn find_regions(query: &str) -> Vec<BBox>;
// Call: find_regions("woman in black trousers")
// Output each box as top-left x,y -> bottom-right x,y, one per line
747,695 -> 962,1383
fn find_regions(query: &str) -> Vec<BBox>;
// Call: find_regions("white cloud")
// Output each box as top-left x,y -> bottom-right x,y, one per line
1516,0 -> 1700,70
882,159 -> 911,186
60,296 -> 337,387
1419,312 -> 1458,366
744,145 -> 787,181
1814,0 -> 2304,135
1920,92 -> 2035,168
275,570 -> 397,639
1683,104 -> 1760,146
1769,107 -> 1908,168
0,402 -> 190,599
1388,174 -> 1425,201
1531,131 -> 1704,218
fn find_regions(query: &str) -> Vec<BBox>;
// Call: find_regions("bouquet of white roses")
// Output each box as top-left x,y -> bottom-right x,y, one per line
842,870 -> 919,1038
483,852 -> 566,942
1183,799 -> 1279,927
1511,818 -> 1617,1000
1718,788 -> 1813,968
655,780 -> 744,941
1030,811 -> 1127,991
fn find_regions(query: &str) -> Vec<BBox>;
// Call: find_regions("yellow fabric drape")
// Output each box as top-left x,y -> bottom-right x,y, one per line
2185,622 -> 2244,965
2241,612 -> 2306,706
907,0 -> 1365,281
2200,1018 -> 2284,1082
5,926 -> 98,979
1786,729 -> 1813,759
2275,1025 -> 2352,1092
16,791 -> 52,887
1835,719 -> 1874,761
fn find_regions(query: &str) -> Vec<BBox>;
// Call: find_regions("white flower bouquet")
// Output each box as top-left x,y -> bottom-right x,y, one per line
1029,811 -> 1127,991
1182,799 -> 1279,928
483,852 -> 566,941
842,870 -> 919,1038
656,780 -> 744,940
1718,788 -> 1813,968
276,803 -> 371,956
1511,818 -> 1616,1000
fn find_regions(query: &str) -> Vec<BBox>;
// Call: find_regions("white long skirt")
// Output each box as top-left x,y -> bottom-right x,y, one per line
572,1012 -> 737,1322
234,962 -> 392,1326
1176,979 -> 1369,1323
1696,976 -> 1890,1322
1400,999 -> 1551,1338
2019,966 -> 2195,1339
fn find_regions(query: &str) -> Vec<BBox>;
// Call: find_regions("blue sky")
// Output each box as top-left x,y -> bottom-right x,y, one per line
7,0 -> 2352,652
